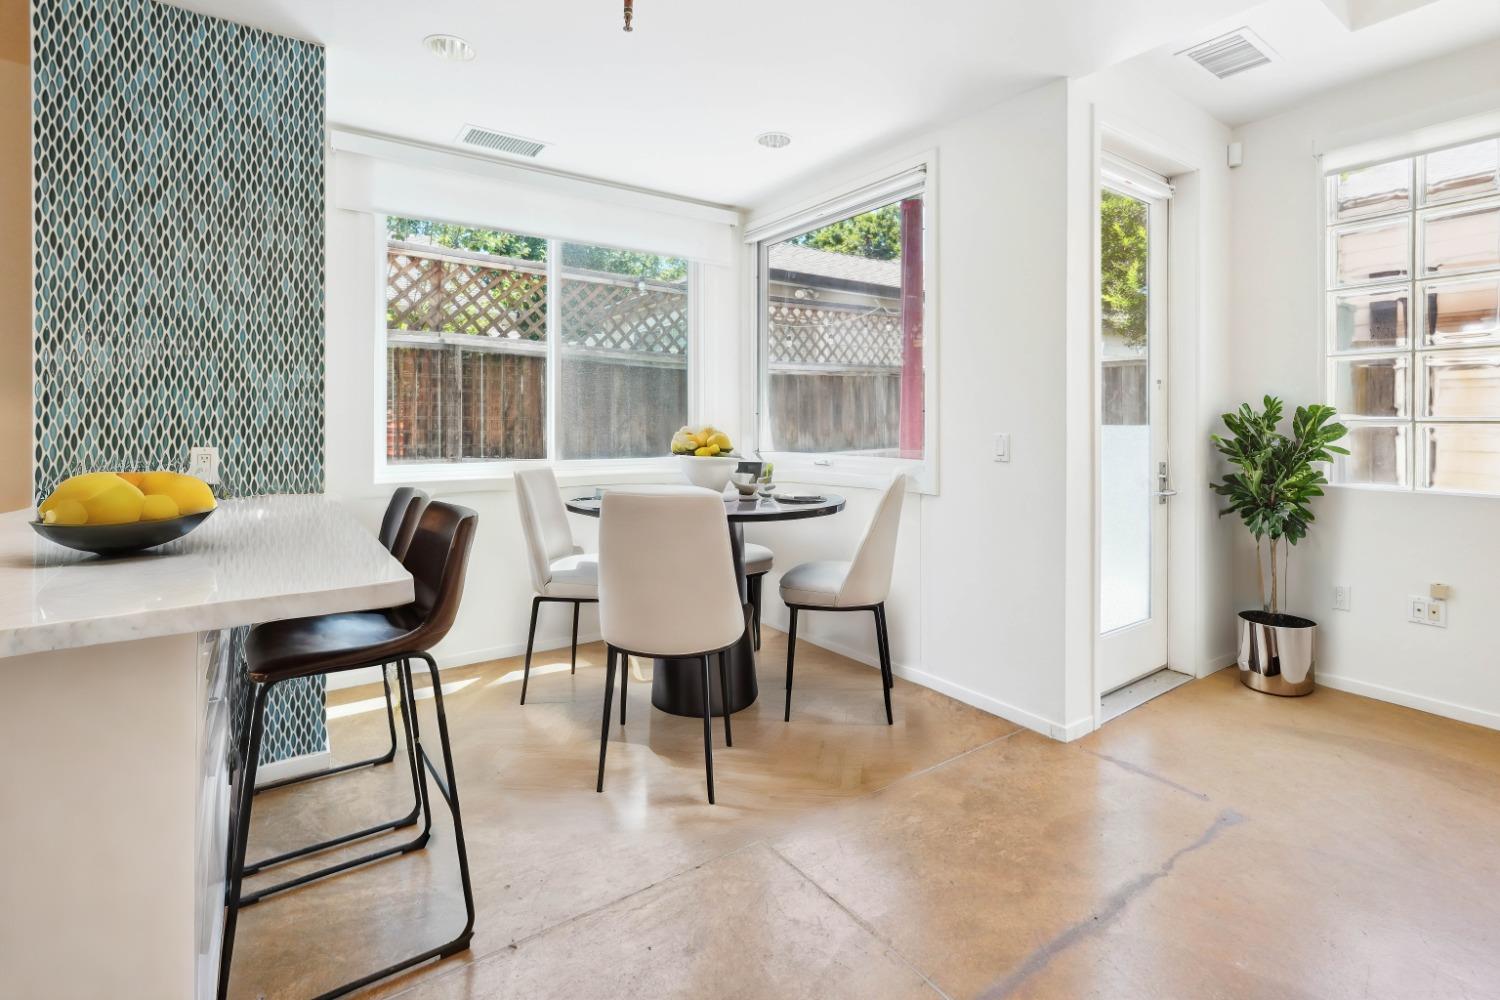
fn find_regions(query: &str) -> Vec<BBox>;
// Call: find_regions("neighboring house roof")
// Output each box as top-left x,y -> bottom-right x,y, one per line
768,243 -> 901,290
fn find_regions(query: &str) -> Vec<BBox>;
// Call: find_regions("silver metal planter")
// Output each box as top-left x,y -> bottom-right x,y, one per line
1236,610 -> 1316,696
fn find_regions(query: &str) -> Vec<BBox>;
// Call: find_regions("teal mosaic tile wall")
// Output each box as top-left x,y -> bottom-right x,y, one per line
31,0 -> 327,764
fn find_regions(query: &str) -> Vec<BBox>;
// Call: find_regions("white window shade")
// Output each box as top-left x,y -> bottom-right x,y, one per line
744,165 -> 927,246
331,132 -> 740,267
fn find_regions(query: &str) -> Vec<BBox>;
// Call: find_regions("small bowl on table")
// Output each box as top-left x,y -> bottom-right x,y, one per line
729,473 -> 762,498
30,510 -> 214,557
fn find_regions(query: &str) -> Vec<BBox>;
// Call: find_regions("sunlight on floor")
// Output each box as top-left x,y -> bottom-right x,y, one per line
325,676 -> 479,720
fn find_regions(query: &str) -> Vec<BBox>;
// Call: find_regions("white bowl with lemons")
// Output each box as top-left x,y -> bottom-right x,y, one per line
672,425 -> 740,493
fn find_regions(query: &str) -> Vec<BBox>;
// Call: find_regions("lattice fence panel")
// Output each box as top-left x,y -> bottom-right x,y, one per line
559,278 -> 688,356
387,249 -> 548,340
767,299 -> 903,368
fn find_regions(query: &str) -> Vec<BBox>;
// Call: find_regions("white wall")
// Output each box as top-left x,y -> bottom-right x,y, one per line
746,81 -> 1078,737
1226,38 -> 1500,728
323,143 -> 745,680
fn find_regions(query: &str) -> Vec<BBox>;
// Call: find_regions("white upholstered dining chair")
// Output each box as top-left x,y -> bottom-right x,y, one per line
596,486 -> 743,804
779,473 -> 906,725
515,467 -> 598,704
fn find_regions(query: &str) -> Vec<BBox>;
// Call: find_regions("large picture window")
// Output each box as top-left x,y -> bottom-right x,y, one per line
756,172 -> 928,478
1325,135 -> 1500,494
385,217 -> 691,466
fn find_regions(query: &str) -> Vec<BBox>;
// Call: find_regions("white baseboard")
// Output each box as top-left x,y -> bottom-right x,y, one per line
1316,672 -> 1500,731
254,750 -> 333,787
758,611 -> 1074,742
325,630 -> 604,691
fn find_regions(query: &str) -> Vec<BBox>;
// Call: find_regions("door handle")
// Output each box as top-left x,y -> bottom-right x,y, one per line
1152,488 -> 1179,502
1155,461 -> 1175,504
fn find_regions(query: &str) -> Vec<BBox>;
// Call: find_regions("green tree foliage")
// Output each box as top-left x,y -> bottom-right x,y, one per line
790,204 -> 903,261
386,217 -> 686,281
1209,396 -> 1349,613
1100,191 -> 1149,350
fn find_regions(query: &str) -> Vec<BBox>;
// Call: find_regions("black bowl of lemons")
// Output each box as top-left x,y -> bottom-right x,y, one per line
32,471 -> 218,557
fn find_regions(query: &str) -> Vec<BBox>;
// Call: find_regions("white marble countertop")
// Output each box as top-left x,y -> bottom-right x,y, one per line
0,495 -> 414,658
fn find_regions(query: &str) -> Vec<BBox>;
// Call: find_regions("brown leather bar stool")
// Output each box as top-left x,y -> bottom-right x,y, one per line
253,487 -> 428,796
217,501 -> 478,1000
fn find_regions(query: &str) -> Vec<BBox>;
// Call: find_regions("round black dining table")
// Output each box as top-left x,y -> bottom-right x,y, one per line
565,491 -> 845,717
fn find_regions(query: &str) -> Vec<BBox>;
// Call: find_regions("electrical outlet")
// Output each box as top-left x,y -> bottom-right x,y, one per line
1408,596 -> 1430,624
1427,598 -> 1448,628
1333,585 -> 1351,611
188,446 -> 220,485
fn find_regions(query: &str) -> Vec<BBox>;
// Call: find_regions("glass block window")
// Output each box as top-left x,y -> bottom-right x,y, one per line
1326,136 -> 1500,494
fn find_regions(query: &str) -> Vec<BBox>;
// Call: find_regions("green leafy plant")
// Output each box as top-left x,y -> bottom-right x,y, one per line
1210,396 -> 1349,614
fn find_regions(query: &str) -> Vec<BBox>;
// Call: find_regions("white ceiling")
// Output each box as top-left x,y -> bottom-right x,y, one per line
1124,0 -> 1500,127
170,0 -> 1260,207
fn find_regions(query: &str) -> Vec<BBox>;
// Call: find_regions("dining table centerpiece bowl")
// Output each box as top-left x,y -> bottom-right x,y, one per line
671,424 -> 741,492
30,470 -> 218,557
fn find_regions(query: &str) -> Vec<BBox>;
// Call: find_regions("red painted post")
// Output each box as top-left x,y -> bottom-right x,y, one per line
898,197 -> 925,459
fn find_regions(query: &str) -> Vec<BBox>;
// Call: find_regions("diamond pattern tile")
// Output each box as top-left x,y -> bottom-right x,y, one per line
32,0 -> 327,763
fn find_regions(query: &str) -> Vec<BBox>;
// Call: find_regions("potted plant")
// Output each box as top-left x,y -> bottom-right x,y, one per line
671,425 -> 741,492
1210,396 -> 1348,696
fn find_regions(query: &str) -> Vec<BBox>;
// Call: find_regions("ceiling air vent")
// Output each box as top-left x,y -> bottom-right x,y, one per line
456,124 -> 547,159
1178,28 -> 1276,80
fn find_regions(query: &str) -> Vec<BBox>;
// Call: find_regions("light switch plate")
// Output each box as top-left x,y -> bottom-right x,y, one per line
1333,585 -> 1351,611
993,433 -> 1010,463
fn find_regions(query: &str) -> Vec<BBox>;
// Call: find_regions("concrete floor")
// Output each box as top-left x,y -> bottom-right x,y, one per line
227,629 -> 1500,1000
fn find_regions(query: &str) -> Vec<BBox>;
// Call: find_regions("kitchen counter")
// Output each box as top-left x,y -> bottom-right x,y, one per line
0,494 -> 413,657
0,494 -> 413,999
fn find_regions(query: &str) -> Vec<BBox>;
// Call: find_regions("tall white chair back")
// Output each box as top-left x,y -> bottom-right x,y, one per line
839,473 -> 907,607
515,467 -> 579,594
598,487 -> 743,657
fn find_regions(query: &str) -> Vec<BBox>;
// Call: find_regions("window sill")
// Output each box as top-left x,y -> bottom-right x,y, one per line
762,455 -> 937,495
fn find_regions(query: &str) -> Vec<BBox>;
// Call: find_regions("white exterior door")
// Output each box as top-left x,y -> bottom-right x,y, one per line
1098,162 -> 1172,693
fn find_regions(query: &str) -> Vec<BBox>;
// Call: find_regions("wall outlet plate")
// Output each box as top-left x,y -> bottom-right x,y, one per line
1333,585 -> 1351,611
188,446 -> 220,485
1427,598 -> 1447,628
1408,595 -> 1430,624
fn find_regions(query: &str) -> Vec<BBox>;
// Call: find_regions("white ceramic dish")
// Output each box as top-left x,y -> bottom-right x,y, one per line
676,454 -> 741,492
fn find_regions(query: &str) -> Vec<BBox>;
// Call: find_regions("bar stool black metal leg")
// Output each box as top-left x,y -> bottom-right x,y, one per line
718,650 -> 733,747
874,604 -> 894,725
520,596 -> 541,705
414,651 -> 476,958
597,647 -> 617,792
619,652 -> 628,726
784,607 -> 799,722
700,655 -> 716,804
218,682 -> 269,1000
570,601 -> 580,675
254,664 -> 400,793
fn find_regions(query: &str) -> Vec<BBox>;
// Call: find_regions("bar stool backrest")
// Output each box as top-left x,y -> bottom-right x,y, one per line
400,501 -> 479,648
379,487 -> 429,558
598,486 -> 742,657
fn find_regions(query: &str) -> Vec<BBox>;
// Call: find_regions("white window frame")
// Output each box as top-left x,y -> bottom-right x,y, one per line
747,155 -> 939,494
1321,132 -> 1500,497
372,214 -> 703,487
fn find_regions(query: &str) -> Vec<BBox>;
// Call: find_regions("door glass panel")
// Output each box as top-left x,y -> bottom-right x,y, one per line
1333,424 -> 1409,487
1329,285 -> 1409,352
1330,354 -> 1410,418
1421,200 -> 1500,276
1099,188 -> 1152,634
1332,218 -> 1410,286
1421,349 -> 1500,419
1330,159 -> 1411,222
1420,423 -> 1500,493
1422,138 -> 1499,206
1424,275 -> 1500,346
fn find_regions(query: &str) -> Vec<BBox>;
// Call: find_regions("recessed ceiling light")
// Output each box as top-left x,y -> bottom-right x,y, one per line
424,34 -> 475,62
757,132 -> 792,150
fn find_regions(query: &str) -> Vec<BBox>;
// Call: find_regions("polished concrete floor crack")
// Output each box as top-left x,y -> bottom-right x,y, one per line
974,809 -> 1247,1000
1082,747 -> 1212,801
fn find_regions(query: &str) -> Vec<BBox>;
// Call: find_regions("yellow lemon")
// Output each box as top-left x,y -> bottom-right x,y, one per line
156,474 -> 216,515
140,494 -> 181,521
42,499 -> 88,525
81,480 -> 145,525
708,432 -> 732,452
39,472 -> 125,516
138,471 -> 182,496
694,445 -> 714,456
117,471 -> 146,489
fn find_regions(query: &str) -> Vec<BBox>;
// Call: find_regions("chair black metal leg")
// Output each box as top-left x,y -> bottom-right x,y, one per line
718,650 -> 733,747
218,682 -> 269,1000
619,652 -> 628,726
784,607 -> 799,722
749,575 -> 762,650
700,656 -> 716,804
520,596 -> 541,704
570,601 -> 580,675
874,605 -> 894,725
598,646 -> 618,793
